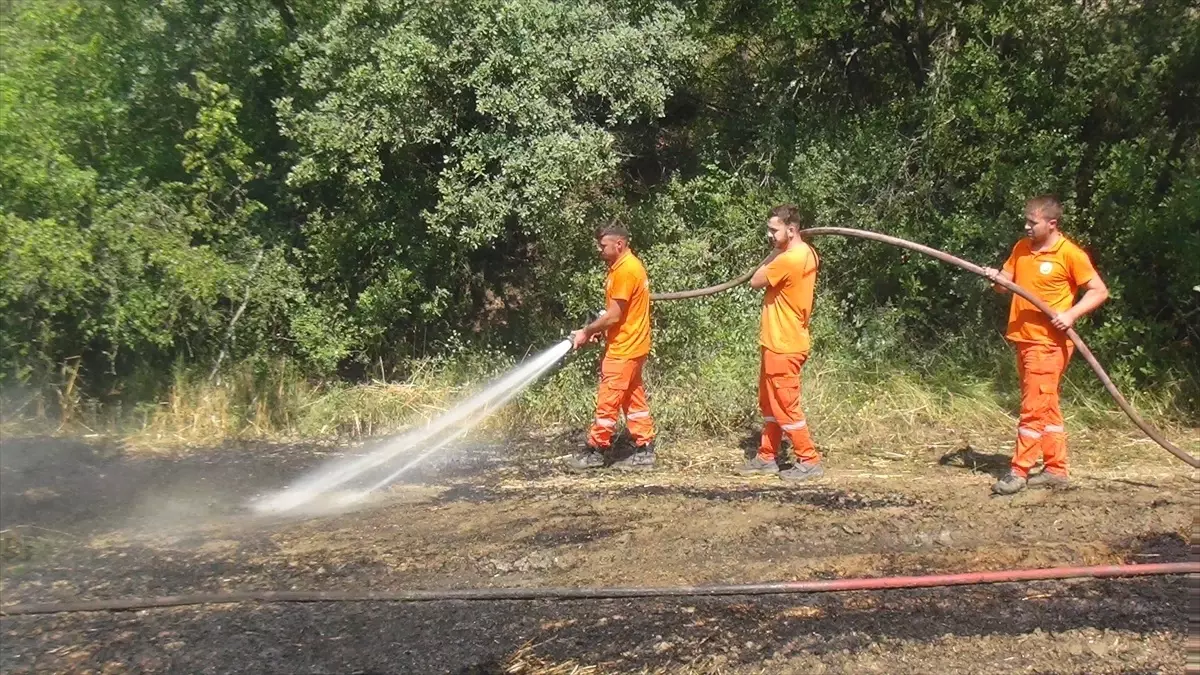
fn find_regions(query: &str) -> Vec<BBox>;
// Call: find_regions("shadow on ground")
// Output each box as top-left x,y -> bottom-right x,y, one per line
937,446 -> 1011,479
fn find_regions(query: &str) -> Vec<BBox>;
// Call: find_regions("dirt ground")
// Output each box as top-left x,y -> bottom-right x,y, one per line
1,428 -> 1196,674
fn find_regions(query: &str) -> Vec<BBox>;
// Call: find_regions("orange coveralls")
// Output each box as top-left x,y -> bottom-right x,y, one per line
757,243 -> 820,465
1001,236 -> 1098,477
586,250 -> 655,450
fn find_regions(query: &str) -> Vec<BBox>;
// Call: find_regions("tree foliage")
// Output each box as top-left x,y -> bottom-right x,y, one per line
1,0 -> 1197,410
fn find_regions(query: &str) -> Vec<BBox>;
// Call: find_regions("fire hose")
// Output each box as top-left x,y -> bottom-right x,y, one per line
1,562 -> 1194,616
651,226 -> 1199,469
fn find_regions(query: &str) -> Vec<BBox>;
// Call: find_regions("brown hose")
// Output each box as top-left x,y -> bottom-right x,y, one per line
1,561 -> 1194,616
652,226 -> 1199,469
650,267 -> 759,301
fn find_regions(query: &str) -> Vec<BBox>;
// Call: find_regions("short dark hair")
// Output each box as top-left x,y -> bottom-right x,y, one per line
1025,195 -> 1063,223
768,204 -> 808,230
596,222 -> 630,241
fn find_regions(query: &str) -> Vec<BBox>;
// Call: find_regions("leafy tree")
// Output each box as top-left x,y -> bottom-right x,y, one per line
1,0 -> 1196,414
279,0 -> 700,362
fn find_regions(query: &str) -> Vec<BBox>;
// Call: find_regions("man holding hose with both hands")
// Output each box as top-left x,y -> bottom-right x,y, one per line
984,194 -> 1108,495
565,223 -> 657,472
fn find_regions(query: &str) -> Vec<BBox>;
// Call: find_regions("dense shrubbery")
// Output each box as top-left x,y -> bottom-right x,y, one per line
2,0 -> 1197,422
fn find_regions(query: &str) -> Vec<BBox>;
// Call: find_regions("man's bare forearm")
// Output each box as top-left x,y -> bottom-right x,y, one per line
582,312 -> 619,337
750,250 -> 781,289
1064,287 -> 1108,322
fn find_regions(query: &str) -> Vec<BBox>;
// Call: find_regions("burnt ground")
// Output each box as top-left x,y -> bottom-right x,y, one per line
0,430 -> 1197,674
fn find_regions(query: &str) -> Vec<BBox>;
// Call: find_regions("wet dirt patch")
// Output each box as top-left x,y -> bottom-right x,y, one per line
1117,531 -> 1193,562
936,446 -> 1011,478
619,484 -> 915,509
430,482 -> 915,509
0,436 -> 332,534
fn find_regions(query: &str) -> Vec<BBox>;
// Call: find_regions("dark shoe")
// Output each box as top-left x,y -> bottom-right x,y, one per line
613,442 -> 656,471
565,447 -> 606,472
992,471 -> 1027,495
1026,470 -> 1069,489
737,455 -> 779,476
778,461 -> 824,482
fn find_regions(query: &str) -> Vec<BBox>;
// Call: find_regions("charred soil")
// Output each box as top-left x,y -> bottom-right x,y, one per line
1,431 -> 1195,673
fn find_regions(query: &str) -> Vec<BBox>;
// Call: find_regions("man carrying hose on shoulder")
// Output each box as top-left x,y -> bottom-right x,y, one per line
738,204 -> 825,482
983,195 -> 1108,495
565,223 -> 657,472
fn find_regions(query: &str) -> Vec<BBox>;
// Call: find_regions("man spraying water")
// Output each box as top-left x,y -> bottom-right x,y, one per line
565,223 -> 658,472
251,223 -> 657,514
251,223 -> 658,514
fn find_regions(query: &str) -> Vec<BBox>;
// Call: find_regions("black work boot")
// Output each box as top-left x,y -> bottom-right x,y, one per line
992,471 -> 1027,495
737,454 -> 779,476
613,441 -> 656,471
565,446 -> 607,472
1026,470 -> 1069,489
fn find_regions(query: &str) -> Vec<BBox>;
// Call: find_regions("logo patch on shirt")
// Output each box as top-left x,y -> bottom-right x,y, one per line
1039,261 -> 1053,275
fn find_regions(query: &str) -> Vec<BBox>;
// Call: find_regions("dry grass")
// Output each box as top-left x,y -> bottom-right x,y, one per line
503,641 -> 607,674
118,359 -> 545,450
131,379 -> 461,448
3,350 -> 1196,460
500,641 -> 757,675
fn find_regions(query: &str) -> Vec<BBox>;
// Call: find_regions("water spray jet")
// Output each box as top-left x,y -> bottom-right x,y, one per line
251,339 -> 573,516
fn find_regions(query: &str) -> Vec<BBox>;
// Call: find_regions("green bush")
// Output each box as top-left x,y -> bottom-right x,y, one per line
1,0 -> 1196,425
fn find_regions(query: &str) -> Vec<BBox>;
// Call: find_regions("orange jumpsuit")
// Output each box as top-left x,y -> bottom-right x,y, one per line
586,250 -> 655,450
1001,236 -> 1098,477
757,242 -> 820,465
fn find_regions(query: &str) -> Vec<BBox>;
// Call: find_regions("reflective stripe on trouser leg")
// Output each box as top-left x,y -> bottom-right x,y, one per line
587,356 -> 635,449
620,357 -> 655,447
757,355 -> 782,461
1042,424 -> 1067,475
761,348 -> 819,464
1011,342 -> 1071,477
1041,343 -> 1072,475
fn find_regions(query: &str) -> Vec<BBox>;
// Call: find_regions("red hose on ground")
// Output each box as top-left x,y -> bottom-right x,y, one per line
0,561 -> 1194,616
